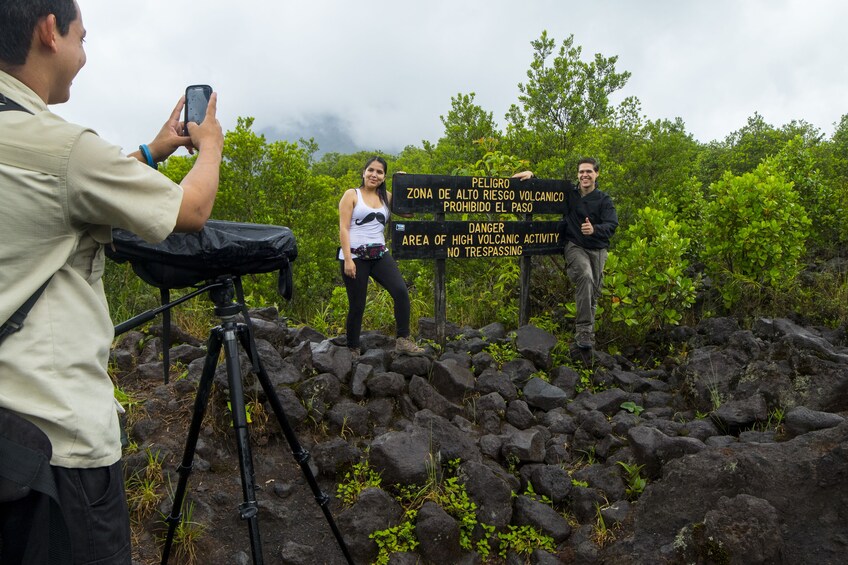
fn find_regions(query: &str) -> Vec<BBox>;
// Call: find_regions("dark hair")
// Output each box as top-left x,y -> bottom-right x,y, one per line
577,157 -> 600,172
0,0 -> 78,66
361,156 -> 390,208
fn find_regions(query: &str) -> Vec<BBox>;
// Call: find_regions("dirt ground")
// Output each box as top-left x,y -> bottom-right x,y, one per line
123,367 -> 352,565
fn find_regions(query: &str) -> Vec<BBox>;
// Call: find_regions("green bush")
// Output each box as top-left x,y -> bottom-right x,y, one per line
700,161 -> 811,310
336,460 -> 382,506
445,258 -> 520,328
452,140 -> 529,178
770,136 -> 847,254
647,176 -> 706,253
601,206 -> 697,342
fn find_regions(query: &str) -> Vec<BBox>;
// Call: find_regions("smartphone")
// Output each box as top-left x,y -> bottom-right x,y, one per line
183,84 -> 212,135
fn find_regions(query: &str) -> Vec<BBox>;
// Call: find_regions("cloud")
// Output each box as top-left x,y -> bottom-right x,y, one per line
60,0 -> 848,157
259,113 -> 359,155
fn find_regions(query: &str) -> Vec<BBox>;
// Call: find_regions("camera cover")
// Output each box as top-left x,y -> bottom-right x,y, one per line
106,220 -> 297,299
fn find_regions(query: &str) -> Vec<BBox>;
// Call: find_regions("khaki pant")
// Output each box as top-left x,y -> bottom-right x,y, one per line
565,242 -> 608,336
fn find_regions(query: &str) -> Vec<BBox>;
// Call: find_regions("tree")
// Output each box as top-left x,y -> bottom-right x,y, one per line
697,113 -> 823,186
212,117 -> 339,315
433,92 -> 499,174
395,144 -> 436,176
612,117 -> 702,229
769,136 -> 844,255
818,114 -> 848,244
504,31 -> 631,165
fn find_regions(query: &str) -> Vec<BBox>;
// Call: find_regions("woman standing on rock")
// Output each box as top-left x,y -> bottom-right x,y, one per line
338,156 -> 423,356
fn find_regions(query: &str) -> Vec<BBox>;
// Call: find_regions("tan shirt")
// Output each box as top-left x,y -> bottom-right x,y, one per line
0,71 -> 183,468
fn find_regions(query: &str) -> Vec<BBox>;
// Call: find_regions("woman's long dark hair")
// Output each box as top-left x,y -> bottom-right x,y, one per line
361,156 -> 390,208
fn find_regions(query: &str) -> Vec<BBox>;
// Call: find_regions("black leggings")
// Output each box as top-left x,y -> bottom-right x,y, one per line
341,253 -> 411,348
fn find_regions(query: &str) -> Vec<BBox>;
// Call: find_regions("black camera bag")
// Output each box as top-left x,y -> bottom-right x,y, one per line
106,220 -> 298,384
106,220 -> 298,299
0,409 -> 53,503
0,408 -> 72,563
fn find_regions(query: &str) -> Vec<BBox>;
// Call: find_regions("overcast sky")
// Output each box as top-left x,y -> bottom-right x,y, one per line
61,0 -> 847,159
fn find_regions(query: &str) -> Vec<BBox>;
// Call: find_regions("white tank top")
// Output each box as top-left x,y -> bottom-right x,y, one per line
338,188 -> 389,259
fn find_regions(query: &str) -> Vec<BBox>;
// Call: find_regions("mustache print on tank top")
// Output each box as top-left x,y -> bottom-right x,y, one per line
355,211 -> 387,226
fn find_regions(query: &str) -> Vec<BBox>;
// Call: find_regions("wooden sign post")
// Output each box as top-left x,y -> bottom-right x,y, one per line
391,174 -> 571,344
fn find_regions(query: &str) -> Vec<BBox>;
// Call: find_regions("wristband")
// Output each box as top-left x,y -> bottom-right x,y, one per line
139,144 -> 158,170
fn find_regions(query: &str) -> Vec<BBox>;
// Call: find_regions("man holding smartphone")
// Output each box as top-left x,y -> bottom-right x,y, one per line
0,1 -> 223,563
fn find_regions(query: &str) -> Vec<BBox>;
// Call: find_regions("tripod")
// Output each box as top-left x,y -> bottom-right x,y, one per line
118,276 -> 352,564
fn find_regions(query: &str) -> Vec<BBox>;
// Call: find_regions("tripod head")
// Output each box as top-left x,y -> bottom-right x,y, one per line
208,276 -> 244,319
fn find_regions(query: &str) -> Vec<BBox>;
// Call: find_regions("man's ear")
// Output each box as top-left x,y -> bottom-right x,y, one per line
35,14 -> 60,53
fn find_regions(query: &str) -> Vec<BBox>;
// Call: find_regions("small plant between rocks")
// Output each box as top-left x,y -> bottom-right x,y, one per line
337,456 -> 559,563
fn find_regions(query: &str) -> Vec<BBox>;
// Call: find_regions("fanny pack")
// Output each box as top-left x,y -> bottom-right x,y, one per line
351,243 -> 387,260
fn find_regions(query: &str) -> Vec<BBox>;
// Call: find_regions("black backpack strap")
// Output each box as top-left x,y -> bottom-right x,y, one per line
0,93 -> 49,346
0,93 -> 32,114
0,276 -> 53,346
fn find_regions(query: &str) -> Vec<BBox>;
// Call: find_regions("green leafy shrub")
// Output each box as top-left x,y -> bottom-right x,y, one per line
770,136 -> 847,254
601,206 -> 697,342
370,510 -> 419,565
444,258 -> 520,328
336,460 -> 382,506
368,458 -> 481,561
497,524 -> 556,559
701,161 -> 811,310
485,340 -> 519,369
620,401 -> 644,416
647,177 -> 706,255
452,138 -> 528,178
785,268 -> 848,327
434,475 -> 478,550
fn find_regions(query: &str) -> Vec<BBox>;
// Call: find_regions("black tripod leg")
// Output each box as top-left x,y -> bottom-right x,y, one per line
161,328 -> 222,565
237,327 -> 354,565
222,322 -> 264,565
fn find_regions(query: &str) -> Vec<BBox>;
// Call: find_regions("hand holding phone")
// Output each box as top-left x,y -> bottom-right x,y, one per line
142,89 -> 220,163
184,84 -> 212,135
